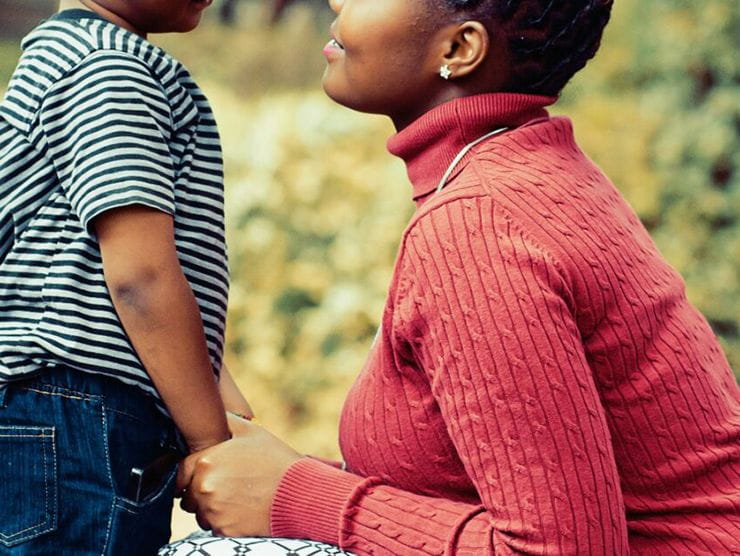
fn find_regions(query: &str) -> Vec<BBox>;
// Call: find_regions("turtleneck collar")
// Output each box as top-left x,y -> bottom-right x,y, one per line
387,93 -> 557,202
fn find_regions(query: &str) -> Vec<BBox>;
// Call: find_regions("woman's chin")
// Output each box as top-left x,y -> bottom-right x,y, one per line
321,77 -> 375,115
321,75 -> 351,109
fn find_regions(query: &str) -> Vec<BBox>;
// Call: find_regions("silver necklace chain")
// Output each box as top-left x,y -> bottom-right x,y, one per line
434,127 -> 509,194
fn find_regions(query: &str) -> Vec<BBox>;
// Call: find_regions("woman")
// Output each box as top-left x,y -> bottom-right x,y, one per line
165,0 -> 740,554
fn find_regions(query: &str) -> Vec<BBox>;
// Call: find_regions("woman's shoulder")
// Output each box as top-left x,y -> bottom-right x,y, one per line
398,117 -> 618,273
399,183 -> 560,273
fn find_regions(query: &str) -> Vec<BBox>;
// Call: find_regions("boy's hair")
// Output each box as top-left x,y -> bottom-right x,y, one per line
440,0 -> 614,96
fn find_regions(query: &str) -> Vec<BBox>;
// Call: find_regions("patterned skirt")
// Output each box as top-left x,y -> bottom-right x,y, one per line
159,531 -> 354,555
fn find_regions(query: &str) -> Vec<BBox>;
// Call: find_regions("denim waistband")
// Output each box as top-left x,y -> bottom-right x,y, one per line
4,366 -> 182,446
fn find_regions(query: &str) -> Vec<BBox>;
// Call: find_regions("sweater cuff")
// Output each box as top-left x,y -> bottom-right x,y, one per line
308,455 -> 344,469
270,457 -> 365,546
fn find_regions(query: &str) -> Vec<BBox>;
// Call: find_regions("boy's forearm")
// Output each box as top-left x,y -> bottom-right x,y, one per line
109,266 -> 230,452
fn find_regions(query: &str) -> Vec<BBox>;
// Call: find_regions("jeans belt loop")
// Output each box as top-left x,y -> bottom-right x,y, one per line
0,384 -> 8,409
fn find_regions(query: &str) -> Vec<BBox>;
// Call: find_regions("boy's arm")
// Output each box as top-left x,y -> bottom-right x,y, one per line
219,363 -> 254,420
93,205 -> 229,453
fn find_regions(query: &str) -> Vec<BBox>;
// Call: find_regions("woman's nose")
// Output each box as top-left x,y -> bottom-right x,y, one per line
328,0 -> 343,14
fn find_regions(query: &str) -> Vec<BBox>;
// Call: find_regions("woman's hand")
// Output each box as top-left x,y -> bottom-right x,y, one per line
176,415 -> 303,537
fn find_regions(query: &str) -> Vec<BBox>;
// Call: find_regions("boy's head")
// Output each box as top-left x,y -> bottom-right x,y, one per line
64,0 -> 213,35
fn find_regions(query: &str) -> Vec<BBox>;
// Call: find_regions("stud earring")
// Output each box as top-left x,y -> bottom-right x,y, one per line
439,64 -> 452,80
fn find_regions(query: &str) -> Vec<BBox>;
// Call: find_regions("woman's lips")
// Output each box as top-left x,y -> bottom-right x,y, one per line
191,0 -> 213,10
322,38 -> 344,59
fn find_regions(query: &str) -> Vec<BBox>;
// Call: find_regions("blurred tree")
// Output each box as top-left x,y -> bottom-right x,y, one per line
559,0 -> 738,371
208,89 -> 410,453
216,0 -> 329,25
627,0 -> 738,369
269,0 -> 293,24
219,0 -> 238,25
0,0 -> 55,39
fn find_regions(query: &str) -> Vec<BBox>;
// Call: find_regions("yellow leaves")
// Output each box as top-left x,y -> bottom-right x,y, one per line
195,87 -> 410,454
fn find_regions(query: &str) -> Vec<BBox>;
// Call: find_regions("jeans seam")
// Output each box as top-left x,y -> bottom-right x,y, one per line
101,399 -> 115,556
42,432 -> 48,533
113,504 -> 139,516
106,406 -> 150,423
0,433 -> 53,437
102,498 -> 116,556
24,386 -> 156,424
23,386 -> 96,402
0,429 -> 56,544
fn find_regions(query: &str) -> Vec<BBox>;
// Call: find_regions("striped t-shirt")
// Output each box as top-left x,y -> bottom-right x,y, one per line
0,9 -> 229,405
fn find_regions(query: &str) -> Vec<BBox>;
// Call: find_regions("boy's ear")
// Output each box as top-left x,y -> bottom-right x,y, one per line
439,21 -> 490,79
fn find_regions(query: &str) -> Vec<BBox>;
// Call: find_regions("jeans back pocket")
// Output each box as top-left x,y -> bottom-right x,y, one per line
0,426 -> 58,547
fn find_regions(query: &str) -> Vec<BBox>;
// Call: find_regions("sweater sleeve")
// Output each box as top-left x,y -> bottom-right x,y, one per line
271,196 -> 629,554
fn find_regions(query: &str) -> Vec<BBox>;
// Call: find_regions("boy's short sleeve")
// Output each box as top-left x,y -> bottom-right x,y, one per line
38,50 -> 177,233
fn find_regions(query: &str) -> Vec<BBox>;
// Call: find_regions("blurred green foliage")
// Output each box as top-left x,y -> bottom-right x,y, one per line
1,0 -> 737,456
0,42 -> 20,82
208,87 -> 410,455
555,0 -> 739,372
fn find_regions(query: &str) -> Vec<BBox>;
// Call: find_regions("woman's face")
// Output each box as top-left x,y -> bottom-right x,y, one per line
322,0 -> 445,126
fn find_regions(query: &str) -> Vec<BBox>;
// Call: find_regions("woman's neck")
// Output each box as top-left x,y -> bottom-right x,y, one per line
57,0 -> 146,37
390,89 -> 466,132
389,74 -> 513,132
387,93 -> 557,201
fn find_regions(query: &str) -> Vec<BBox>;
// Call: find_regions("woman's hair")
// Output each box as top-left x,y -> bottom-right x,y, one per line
440,0 -> 614,96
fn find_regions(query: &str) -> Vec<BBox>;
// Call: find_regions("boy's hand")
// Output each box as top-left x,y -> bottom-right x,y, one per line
219,364 -> 255,420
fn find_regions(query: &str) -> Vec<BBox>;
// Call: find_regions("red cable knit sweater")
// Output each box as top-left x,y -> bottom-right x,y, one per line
270,94 -> 740,555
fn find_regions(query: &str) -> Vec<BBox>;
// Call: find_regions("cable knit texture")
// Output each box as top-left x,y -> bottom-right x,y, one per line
270,93 -> 740,555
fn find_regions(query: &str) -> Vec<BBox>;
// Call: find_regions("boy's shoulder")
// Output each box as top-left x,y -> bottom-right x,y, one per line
20,11 -> 178,83
2,11 -> 187,135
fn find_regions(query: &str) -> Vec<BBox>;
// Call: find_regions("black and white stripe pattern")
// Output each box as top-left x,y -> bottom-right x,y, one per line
0,10 -> 228,406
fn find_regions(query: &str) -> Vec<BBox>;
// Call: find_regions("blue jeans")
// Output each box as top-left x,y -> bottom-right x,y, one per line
0,367 -> 183,555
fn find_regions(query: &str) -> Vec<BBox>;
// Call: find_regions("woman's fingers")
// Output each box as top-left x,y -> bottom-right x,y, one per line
179,489 -> 198,514
179,457 -> 214,526
195,510 -> 212,532
176,452 -> 199,493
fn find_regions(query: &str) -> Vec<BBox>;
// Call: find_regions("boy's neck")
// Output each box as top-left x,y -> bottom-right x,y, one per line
57,0 -> 146,37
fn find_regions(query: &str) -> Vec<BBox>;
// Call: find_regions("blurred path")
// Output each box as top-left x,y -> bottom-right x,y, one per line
171,505 -> 199,541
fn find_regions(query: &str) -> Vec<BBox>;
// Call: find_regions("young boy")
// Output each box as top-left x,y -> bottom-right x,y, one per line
0,1 -> 250,553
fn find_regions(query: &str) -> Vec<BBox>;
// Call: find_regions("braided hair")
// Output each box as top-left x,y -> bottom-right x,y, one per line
439,0 -> 613,96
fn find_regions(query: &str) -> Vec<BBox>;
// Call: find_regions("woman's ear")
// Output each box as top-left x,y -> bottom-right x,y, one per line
440,21 -> 490,79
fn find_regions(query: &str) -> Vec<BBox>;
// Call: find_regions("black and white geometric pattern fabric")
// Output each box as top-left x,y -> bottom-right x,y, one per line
159,531 -> 354,556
